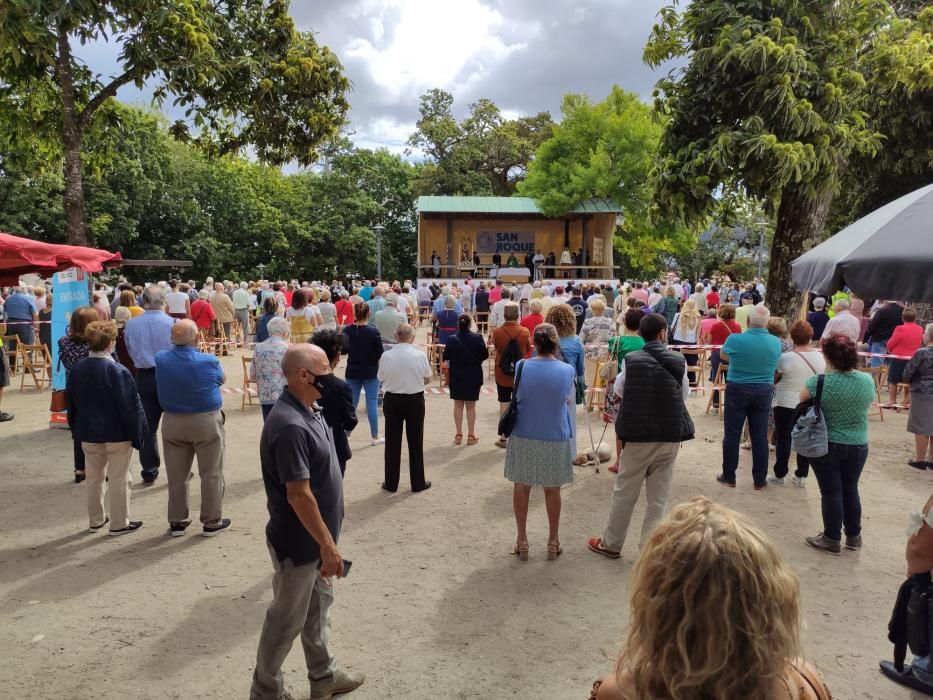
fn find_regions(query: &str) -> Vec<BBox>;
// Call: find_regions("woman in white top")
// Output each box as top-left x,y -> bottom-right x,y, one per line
689,282 -> 709,314
769,319 -> 826,487
285,291 -> 318,342
316,289 -> 338,330
165,282 -> 191,319
671,299 -> 702,384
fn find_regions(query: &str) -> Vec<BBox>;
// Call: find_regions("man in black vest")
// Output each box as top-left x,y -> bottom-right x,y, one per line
587,313 -> 694,559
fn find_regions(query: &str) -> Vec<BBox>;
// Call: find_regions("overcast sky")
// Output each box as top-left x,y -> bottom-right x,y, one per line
79,0 -> 675,156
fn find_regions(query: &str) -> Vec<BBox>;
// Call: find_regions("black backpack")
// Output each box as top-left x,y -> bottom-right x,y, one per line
498,334 -> 521,377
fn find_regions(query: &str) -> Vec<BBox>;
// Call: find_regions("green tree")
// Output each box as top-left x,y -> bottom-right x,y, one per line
644,0 -> 893,317
519,86 -> 697,272
0,0 -> 349,246
407,88 -> 553,196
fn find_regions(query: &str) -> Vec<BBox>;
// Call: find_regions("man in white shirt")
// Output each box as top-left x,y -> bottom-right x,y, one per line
821,298 -> 861,344
377,324 -> 432,494
374,294 -> 406,349
532,249 -> 545,281
489,288 -> 513,330
231,281 -> 251,343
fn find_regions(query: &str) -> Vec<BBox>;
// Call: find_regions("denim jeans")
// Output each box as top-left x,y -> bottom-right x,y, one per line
722,382 -> 772,486
347,376 -> 380,437
869,341 -> 887,368
772,405 -> 810,479
810,442 -> 868,541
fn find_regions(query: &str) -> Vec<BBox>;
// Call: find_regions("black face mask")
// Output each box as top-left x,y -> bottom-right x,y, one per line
307,372 -> 337,399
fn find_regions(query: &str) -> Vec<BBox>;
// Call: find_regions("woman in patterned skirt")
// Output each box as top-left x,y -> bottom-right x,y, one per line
504,323 -> 575,562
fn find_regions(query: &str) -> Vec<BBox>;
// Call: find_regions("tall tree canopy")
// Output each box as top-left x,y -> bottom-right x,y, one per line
0,0 -> 349,246
407,88 -> 554,196
519,86 -> 696,274
0,105 -> 416,282
644,0 -> 894,316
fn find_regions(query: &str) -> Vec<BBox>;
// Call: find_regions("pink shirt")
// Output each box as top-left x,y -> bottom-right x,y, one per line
700,317 -> 717,340
631,288 -> 649,304
489,286 -> 503,304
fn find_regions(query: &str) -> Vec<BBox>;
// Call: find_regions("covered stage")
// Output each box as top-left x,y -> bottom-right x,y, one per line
416,196 -> 622,285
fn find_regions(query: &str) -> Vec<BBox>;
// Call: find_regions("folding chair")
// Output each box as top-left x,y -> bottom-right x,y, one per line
681,349 -> 708,396
860,365 -> 886,422
1,335 -> 18,374
705,365 -> 727,419
241,355 -> 258,410
19,343 -> 52,391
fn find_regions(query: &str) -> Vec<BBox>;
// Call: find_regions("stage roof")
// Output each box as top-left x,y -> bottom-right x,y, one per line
416,196 -> 623,215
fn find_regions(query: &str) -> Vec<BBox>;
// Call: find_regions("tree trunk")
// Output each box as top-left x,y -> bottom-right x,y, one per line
56,29 -> 89,246
766,185 -> 833,319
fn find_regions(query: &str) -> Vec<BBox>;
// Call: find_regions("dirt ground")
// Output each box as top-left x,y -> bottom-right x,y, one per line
0,328 -> 926,699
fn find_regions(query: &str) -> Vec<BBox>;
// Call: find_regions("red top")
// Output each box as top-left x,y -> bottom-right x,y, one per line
520,313 -> 544,356
709,319 -> 742,345
887,322 -> 924,358
706,291 -> 720,308
284,290 -> 294,306
190,300 -> 216,330
334,299 -> 354,326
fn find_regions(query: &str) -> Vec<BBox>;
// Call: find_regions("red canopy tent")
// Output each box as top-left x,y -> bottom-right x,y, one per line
0,232 -> 123,284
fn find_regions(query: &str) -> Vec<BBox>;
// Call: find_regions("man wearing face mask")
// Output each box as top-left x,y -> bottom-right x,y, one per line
154,320 -> 230,537
250,344 -> 364,700
377,323 -> 433,493
587,313 -> 695,559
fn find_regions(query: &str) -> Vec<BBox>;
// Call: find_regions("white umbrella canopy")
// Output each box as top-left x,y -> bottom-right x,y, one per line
792,184 -> 933,302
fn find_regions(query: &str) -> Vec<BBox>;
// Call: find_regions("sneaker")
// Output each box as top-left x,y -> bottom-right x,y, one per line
495,437 -> 508,448
89,517 -> 110,531
715,474 -> 736,488
309,668 -> 365,700
169,520 -> 192,537
845,534 -> 863,551
767,476 -> 786,486
202,518 -> 231,537
0,411 -> 14,422
791,476 -> 807,488
370,437 -> 385,446
805,533 -> 842,555
109,521 -> 143,536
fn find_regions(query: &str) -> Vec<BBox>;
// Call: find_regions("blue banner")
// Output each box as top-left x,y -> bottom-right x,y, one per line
476,231 -> 535,255
51,267 -> 90,390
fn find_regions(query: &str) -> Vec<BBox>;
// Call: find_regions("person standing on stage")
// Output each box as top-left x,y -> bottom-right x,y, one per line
377,324 -> 433,493
123,286 -> 174,484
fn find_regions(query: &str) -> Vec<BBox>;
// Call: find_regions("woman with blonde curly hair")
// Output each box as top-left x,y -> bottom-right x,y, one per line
591,497 -> 831,700
546,304 -> 585,403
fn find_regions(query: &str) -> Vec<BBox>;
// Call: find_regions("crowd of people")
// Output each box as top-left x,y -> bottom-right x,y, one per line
3,270 -> 933,698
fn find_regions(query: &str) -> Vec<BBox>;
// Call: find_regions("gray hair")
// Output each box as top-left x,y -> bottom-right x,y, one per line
396,323 -> 415,342
925,323 -> 933,345
386,292 -> 399,307
142,286 -> 166,309
504,302 -> 520,321
834,298 -> 850,312
747,305 -> 771,328
198,289 -> 210,300
267,316 -> 290,338
443,294 -> 456,309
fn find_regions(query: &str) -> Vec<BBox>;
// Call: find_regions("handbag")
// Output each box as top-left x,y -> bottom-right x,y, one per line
497,361 -> 524,438
791,374 -> 829,459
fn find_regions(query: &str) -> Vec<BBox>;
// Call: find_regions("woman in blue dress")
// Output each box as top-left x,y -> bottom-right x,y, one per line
434,295 -> 460,346
442,314 -> 489,445
504,323 -> 575,562
546,303 -> 585,404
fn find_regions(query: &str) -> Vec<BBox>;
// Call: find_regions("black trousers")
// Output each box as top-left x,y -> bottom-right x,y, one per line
773,405 -> 810,479
134,369 -> 163,480
383,392 -> 426,491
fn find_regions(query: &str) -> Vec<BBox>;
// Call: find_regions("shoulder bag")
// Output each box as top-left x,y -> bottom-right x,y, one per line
50,354 -> 68,413
497,361 -> 525,437
791,374 -> 829,459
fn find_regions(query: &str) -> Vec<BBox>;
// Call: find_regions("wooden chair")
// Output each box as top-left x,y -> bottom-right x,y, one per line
231,319 -> 244,350
859,366 -> 886,422
241,355 -> 258,410
681,349 -> 708,396
1,335 -> 18,374
487,344 -> 496,379
18,343 -> 52,391
705,365 -> 727,419
197,329 -> 211,353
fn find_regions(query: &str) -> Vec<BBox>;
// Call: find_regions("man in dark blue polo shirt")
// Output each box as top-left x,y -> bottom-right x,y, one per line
250,344 -> 364,700
4,286 -> 38,349
154,320 -> 229,537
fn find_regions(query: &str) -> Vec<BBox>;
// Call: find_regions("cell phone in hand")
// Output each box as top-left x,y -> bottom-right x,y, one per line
342,559 -> 352,577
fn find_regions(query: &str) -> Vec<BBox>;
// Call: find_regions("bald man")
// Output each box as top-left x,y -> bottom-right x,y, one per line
154,319 -> 230,537
251,344 -> 364,700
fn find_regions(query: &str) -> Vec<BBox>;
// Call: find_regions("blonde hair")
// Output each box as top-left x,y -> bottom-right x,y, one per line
545,303 -> 576,338
84,321 -> 118,352
590,298 -> 607,315
678,299 -> 701,331
620,497 -> 801,699
767,316 -> 788,339
529,299 -> 543,314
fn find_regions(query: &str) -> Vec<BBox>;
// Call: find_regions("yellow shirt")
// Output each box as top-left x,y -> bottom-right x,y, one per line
128,306 -> 144,317
734,303 -> 753,330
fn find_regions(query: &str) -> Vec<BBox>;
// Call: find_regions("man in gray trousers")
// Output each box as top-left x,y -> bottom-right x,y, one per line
250,343 -> 364,700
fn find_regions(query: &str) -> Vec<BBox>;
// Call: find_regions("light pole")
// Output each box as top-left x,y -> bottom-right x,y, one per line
755,219 -> 769,280
372,224 -> 385,280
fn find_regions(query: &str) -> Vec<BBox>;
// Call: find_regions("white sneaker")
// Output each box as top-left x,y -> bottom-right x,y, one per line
371,437 -> 385,446
791,476 -> 807,488
767,476 -> 786,486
